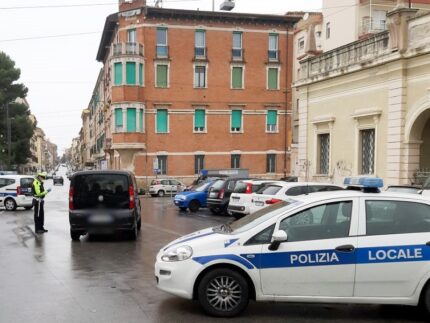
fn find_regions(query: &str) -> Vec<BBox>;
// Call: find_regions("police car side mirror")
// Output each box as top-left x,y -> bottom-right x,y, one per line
269,230 -> 288,251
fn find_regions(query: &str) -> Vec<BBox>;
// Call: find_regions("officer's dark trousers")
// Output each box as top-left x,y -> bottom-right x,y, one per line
33,199 -> 45,231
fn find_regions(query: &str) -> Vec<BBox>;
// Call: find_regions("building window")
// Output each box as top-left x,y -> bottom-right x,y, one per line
360,129 -> 375,174
156,109 -> 168,133
231,66 -> 243,89
126,108 -> 136,132
318,134 -> 330,174
158,155 -> 167,175
268,34 -> 279,61
139,63 -> 143,86
194,65 -> 207,88
231,154 -> 241,169
267,67 -> 279,90
232,31 -> 243,60
114,62 -> 122,85
266,154 -> 276,173
231,110 -> 242,132
195,155 -> 205,174
127,29 -> 136,43
195,30 -> 206,57
115,108 -> 123,132
126,62 -> 136,85
194,109 -> 206,132
156,64 -> 168,88
156,27 -> 168,58
266,110 -> 278,132
326,22 -> 331,39
298,37 -> 305,52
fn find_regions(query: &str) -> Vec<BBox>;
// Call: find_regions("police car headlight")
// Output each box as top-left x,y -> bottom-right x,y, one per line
161,245 -> 193,262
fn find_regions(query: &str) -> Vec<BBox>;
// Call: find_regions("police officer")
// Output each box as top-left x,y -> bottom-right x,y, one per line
32,172 -> 51,234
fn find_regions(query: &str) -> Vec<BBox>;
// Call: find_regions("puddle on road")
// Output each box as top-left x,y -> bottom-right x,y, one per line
12,225 -> 36,247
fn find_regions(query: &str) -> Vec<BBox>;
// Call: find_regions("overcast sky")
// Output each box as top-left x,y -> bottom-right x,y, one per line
0,0 -> 322,155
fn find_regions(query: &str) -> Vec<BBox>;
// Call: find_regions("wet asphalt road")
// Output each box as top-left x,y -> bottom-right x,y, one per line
0,174 -> 429,322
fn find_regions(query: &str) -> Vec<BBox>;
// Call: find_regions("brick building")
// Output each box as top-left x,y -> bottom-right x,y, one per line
93,0 -> 300,184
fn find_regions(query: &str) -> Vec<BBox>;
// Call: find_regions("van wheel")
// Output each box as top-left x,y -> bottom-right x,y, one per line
128,218 -> 138,241
137,217 -> 141,231
4,198 -> 17,211
189,200 -> 200,213
198,268 -> 249,317
70,230 -> 81,241
157,190 -> 165,197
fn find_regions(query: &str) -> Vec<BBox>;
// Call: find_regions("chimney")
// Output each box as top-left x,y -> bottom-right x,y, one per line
119,0 -> 146,12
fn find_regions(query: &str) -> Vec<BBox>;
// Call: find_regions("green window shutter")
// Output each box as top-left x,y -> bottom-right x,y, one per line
231,110 -> 242,129
114,62 -> 122,85
194,109 -> 205,128
126,62 -> 136,85
139,63 -> 143,86
157,109 -> 168,133
267,110 -> 277,125
115,108 -> 123,129
232,67 -> 243,89
126,108 -> 136,132
268,68 -> 278,89
139,109 -> 144,132
156,65 -> 168,87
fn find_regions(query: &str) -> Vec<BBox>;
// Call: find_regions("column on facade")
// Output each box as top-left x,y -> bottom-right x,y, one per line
298,87 -> 309,181
122,107 -> 127,132
136,108 -> 141,132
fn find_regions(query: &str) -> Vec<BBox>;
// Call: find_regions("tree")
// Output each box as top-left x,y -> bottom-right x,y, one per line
0,52 -> 33,170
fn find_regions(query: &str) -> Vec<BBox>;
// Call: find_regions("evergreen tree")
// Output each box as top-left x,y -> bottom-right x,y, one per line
0,52 -> 33,169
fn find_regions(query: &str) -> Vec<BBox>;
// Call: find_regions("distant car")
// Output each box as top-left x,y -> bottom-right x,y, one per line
149,179 -> 186,197
0,175 -> 34,211
207,177 -> 250,215
68,170 -> 141,241
174,181 -> 214,212
53,176 -> 64,186
386,185 -> 421,194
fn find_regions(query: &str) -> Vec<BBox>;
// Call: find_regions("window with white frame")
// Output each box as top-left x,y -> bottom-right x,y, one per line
195,30 -> 206,58
231,110 -> 242,132
231,154 -> 241,169
298,37 -> 305,52
268,34 -> 279,61
195,155 -> 205,174
194,65 -> 207,88
158,155 -> 167,175
360,129 -> 375,175
266,110 -> 278,132
266,154 -> 276,173
318,133 -> 330,175
232,32 -> 243,60
156,27 -> 168,58
194,109 -> 206,132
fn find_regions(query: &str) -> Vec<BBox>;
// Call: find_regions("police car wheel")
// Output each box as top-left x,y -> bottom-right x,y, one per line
189,200 -> 200,213
421,282 -> 430,314
198,268 -> 249,317
4,198 -> 17,211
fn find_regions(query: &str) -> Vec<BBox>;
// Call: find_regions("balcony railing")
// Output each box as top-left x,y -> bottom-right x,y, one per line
268,49 -> 280,62
360,18 -> 387,35
299,31 -> 389,81
232,48 -> 244,61
111,42 -> 144,57
194,46 -> 207,59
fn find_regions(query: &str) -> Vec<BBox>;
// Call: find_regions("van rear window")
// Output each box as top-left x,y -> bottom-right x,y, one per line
20,178 -> 34,188
73,174 -> 129,210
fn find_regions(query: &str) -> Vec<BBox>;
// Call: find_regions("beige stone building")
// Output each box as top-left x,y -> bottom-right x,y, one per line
295,2 -> 430,186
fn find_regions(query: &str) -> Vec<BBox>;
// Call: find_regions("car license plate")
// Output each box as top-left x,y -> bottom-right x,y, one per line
210,193 -> 218,198
254,201 -> 264,207
232,197 -> 239,200
89,214 -> 113,224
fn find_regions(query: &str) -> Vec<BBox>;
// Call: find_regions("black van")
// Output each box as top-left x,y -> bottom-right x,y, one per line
207,177 -> 249,215
69,171 -> 141,241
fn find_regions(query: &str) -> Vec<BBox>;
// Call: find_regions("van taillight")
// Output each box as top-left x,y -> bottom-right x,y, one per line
245,183 -> 252,194
129,186 -> 135,209
16,186 -> 22,195
265,198 -> 282,205
69,187 -> 74,210
218,189 -> 225,199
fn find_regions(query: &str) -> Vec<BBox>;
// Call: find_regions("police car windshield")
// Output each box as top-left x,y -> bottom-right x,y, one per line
229,199 -> 300,234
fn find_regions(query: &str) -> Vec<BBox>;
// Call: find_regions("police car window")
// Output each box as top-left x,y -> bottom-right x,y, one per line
245,224 -> 275,245
0,178 -> 15,188
366,200 -> 430,236
279,201 -> 352,242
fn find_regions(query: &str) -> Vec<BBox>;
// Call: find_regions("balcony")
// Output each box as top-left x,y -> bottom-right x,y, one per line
232,48 -> 244,61
298,31 -> 389,83
111,42 -> 144,57
360,17 -> 387,36
156,45 -> 169,59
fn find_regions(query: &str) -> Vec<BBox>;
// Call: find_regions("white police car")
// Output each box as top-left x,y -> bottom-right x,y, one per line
155,177 -> 430,317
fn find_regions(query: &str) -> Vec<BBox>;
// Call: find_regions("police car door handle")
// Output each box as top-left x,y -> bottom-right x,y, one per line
335,245 -> 355,253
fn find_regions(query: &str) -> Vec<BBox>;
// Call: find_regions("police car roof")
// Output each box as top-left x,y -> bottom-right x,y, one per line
290,189 -> 430,203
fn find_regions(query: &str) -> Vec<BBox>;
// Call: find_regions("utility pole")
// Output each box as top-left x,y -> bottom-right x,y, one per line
6,103 -> 11,170
212,0 -> 214,11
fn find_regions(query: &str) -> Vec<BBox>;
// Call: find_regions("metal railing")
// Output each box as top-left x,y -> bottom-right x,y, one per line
156,45 -> 169,58
232,48 -> 244,61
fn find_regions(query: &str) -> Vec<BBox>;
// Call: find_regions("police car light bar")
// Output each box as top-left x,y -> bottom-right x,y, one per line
343,177 -> 384,188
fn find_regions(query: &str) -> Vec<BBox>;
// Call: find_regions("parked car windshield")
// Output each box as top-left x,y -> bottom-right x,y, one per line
423,177 -> 430,189
73,174 -> 129,210
228,199 -> 301,234
194,181 -> 212,192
